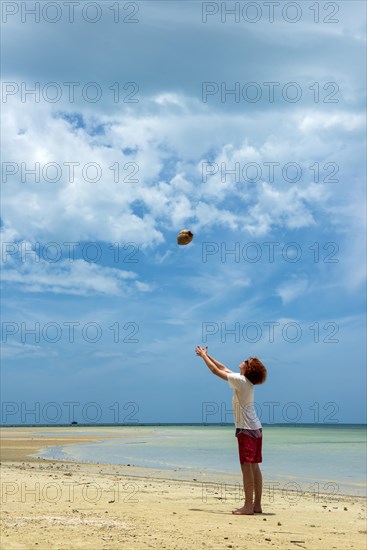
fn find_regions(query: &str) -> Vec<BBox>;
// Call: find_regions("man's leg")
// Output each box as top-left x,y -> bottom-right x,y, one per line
232,463 -> 254,515
252,463 -> 262,513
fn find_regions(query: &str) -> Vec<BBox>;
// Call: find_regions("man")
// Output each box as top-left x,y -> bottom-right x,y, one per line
195,345 -> 267,515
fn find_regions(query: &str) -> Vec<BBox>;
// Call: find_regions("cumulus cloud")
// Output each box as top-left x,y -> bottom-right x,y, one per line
1,243 -> 152,296
2,95 -> 362,251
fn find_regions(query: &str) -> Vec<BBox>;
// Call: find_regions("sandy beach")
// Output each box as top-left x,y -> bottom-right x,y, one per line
1,428 -> 366,550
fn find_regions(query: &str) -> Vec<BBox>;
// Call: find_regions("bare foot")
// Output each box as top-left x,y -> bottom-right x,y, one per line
232,505 -> 254,515
253,505 -> 262,513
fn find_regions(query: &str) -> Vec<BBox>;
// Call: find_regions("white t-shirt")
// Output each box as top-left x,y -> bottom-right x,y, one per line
227,373 -> 262,430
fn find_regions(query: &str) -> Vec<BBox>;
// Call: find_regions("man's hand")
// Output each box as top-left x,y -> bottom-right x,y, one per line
195,345 -> 208,358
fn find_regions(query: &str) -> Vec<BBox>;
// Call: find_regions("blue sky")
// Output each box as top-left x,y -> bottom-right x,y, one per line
1,1 -> 366,424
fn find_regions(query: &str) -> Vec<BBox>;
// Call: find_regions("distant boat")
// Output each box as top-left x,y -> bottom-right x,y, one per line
71,421 -> 78,425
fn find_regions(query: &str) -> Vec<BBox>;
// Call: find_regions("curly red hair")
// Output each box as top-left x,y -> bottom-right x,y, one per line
244,357 -> 267,385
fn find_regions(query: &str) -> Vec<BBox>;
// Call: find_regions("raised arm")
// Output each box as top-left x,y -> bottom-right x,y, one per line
195,346 -> 229,381
207,353 -> 233,373
198,346 -> 233,373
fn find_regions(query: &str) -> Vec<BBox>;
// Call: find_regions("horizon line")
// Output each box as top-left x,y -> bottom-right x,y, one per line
1,422 -> 366,427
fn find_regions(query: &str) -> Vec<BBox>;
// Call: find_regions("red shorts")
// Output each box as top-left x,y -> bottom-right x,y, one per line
236,428 -> 262,463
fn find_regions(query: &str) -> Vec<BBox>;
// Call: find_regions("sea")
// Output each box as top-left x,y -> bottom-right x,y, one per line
6,424 -> 367,497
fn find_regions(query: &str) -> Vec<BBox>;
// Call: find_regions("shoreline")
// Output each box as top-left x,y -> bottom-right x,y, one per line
1,426 -> 365,498
1,429 -> 366,549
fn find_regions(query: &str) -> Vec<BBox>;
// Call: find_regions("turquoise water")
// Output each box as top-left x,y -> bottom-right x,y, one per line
21,424 -> 367,496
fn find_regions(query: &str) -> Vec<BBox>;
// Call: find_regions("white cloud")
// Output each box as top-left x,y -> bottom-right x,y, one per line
184,270 -> 251,297
1,95 -> 365,264
245,182 -> 326,234
1,342 -> 58,359
277,276 -> 309,304
153,93 -> 185,108
298,112 -> 365,133
1,252 -> 152,296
